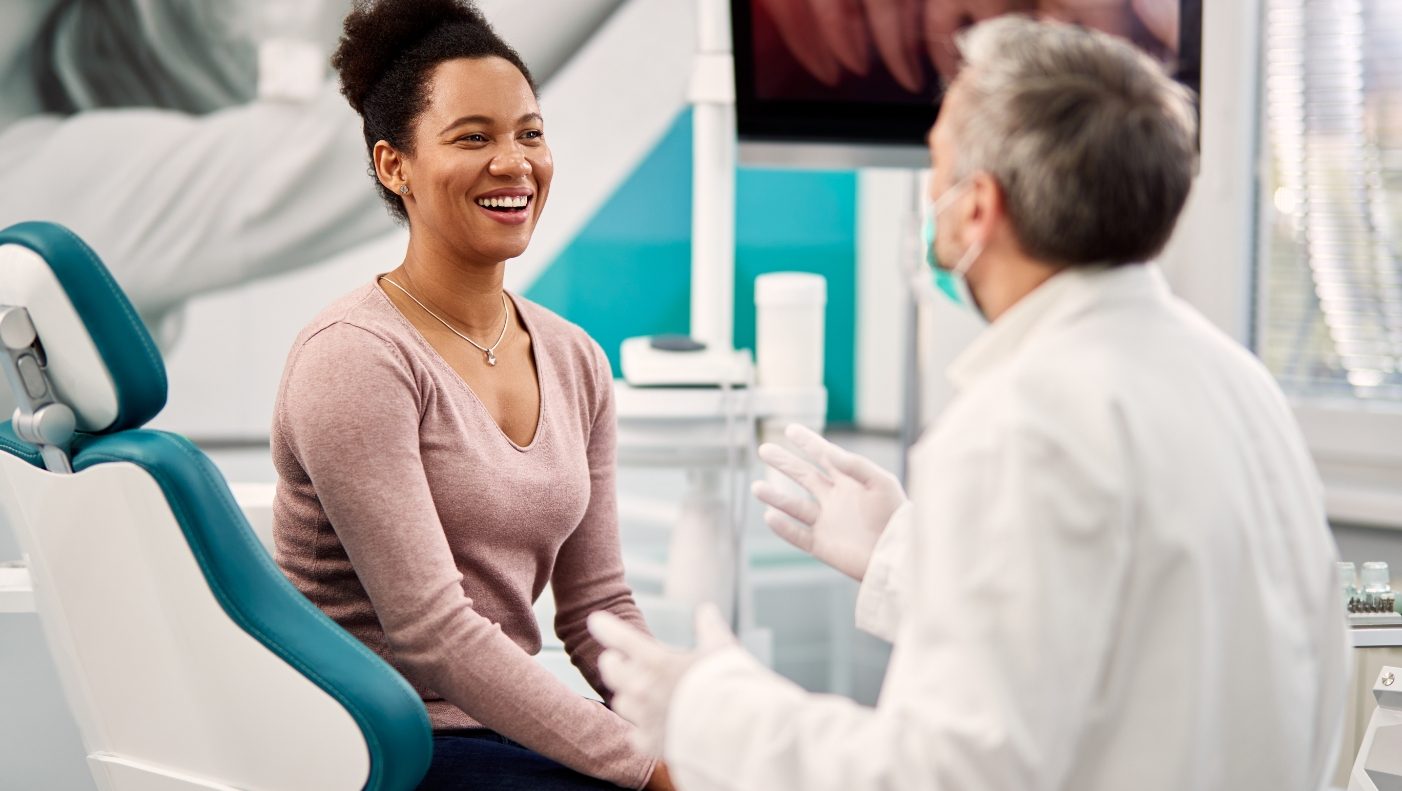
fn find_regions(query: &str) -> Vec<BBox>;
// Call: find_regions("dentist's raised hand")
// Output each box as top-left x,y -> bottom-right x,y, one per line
588,604 -> 739,757
752,424 -> 909,581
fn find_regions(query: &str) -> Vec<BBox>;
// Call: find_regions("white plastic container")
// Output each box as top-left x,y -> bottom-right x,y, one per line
754,273 -> 826,389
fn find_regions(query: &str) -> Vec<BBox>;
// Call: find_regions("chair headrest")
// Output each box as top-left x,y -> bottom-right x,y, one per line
0,222 -> 167,433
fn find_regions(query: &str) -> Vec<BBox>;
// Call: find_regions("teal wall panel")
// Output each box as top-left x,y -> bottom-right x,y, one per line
526,112 -> 695,371
733,167 -> 857,423
525,110 -> 858,423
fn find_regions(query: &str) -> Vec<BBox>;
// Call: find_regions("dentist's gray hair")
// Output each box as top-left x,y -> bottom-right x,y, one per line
950,17 -> 1198,266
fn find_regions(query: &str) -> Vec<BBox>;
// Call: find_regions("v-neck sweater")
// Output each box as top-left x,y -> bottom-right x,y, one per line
270,281 -> 655,789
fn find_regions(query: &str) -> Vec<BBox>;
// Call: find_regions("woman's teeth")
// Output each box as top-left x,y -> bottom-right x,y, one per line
476,195 -> 529,210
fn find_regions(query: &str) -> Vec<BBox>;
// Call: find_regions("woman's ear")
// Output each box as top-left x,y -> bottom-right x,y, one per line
372,140 -> 409,195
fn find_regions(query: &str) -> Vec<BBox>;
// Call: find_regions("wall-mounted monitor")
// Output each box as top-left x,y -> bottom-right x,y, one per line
732,0 -> 1202,168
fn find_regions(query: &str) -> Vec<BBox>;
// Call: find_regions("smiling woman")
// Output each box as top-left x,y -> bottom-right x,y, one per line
267,2 -> 670,790
372,56 -> 553,272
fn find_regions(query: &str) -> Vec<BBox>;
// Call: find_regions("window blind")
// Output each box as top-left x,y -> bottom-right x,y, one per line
1259,0 -> 1402,403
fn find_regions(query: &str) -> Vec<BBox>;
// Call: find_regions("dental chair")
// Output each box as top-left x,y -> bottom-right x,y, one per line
0,222 -> 431,791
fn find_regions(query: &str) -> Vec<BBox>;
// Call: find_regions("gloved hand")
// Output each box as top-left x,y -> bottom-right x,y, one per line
752,424 -> 909,581
588,604 -> 738,756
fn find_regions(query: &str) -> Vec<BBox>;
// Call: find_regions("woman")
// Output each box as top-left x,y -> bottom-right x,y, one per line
270,2 -> 671,789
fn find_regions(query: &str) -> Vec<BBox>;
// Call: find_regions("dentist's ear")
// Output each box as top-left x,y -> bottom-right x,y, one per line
962,171 -> 1007,248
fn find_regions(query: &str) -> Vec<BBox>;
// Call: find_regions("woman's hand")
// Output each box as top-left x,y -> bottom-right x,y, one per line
644,761 -> 676,791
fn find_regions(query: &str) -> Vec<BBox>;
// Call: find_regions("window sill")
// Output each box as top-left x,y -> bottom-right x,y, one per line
1293,402 -> 1402,529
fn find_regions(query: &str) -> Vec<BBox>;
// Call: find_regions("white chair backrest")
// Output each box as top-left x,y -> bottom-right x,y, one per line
0,222 -> 430,791
0,456 -> 370,791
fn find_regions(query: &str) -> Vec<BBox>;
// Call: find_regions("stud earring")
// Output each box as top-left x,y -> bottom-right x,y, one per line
398,184 -> 410,195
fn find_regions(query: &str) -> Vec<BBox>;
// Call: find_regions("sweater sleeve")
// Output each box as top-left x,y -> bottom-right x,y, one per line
278,323 -> 655,790
551,341 -> 651,701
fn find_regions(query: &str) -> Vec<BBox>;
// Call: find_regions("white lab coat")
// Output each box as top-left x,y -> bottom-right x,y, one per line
664,263 -> 1349,791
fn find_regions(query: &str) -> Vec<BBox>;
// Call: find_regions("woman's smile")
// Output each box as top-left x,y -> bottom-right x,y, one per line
473,187 -> 534,225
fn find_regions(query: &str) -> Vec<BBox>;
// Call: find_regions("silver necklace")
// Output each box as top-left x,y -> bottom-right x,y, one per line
379,276 -> 510,366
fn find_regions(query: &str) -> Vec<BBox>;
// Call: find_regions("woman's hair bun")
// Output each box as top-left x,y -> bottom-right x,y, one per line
332,0 -> 490,114
330,0 -> 533,224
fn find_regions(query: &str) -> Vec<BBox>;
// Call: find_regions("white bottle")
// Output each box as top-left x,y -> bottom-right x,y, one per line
754,273 -> 826,389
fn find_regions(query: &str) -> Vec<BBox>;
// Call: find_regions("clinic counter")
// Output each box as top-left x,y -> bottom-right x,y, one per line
0,563 -> 33,612
1352,625 -> 1402,647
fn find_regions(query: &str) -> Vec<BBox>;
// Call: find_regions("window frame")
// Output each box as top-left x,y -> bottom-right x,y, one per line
1164,0 -> 1402,528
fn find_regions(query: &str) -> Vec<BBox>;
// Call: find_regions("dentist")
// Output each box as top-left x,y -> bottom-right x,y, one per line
589,16 -> 1348,791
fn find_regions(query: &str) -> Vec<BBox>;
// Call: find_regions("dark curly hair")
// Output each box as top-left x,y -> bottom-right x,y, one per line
331,0 -> 536,223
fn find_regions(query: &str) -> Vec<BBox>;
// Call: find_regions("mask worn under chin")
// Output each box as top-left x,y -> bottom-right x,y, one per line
922,181 -> 986,319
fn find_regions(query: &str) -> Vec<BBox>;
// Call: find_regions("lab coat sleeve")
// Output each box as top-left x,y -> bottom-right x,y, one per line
663,404 -> 1129,791
854,501 -> 913,642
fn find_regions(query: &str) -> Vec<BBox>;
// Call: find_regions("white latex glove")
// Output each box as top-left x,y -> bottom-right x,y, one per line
752,424 -> 909,581
587,604 -> 738,756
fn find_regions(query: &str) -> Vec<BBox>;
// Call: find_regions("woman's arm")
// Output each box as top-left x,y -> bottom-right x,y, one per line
551,341 -> 651,700
278,323 -> 654,789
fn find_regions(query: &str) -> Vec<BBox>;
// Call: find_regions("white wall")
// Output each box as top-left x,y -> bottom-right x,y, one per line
1155,0 -> 1262,344
854,169 -> 914,432
149,232 -> 405,441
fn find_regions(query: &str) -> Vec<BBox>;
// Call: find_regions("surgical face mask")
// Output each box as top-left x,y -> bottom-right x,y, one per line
920,180 -> 985,317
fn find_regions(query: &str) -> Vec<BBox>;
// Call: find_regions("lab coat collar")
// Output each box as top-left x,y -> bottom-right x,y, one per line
947,262 -> 1172,390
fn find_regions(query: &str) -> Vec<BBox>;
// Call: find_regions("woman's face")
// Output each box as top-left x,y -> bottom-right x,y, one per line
398,56 -> 553,265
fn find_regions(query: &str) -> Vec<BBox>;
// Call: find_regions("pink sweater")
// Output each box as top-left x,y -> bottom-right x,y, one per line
270,281 -> 655,789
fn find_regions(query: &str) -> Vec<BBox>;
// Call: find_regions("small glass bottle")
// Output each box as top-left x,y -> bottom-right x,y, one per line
1339,561 -> 1359,611
1360,561 -> 1395,613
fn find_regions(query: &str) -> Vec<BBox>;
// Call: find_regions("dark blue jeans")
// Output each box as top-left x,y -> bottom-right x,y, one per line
415,729 -> 629,790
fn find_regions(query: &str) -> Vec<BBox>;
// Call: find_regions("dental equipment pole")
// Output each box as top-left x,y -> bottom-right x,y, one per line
690,0 -> 736,353
900,176 -> 923,484
661,0 -> 752,633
